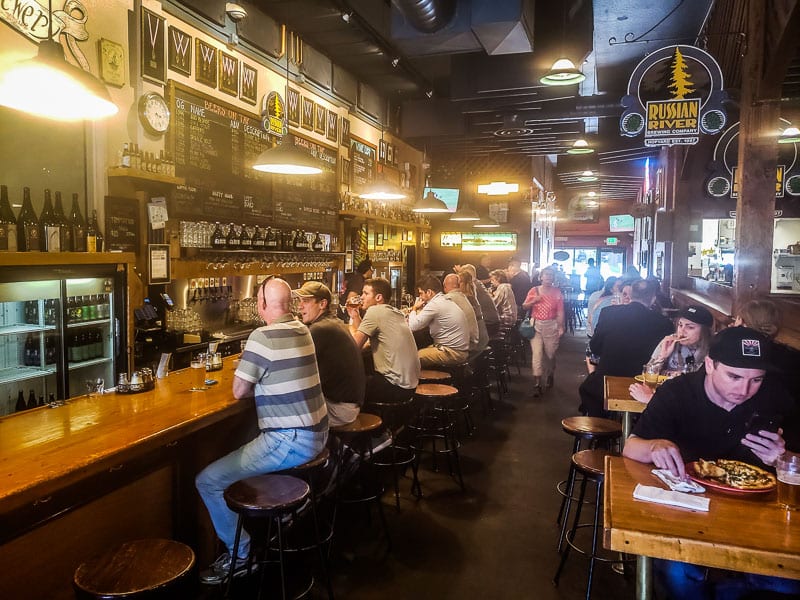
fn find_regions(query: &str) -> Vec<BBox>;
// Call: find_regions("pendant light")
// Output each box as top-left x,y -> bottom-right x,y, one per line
412,189 -> 449,213
577,170 -> 598,182
251,26 -> 321,175
539,4 -> 585,87
567,138 -> 594,154
450,153 -> 479,221
473,216 -> 500,228
0,0 -> 117,120
778,126 -> 800,144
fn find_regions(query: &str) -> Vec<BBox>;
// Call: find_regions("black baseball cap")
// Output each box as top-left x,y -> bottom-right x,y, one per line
678,305 -> 714,327
708,326 -> 773,370
356,259 -> 373,274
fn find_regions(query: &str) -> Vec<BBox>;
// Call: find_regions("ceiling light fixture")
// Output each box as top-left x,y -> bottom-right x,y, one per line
473,216 -> 500,228
359,181 -> 406,201
567,139 -> 594,154
477,181 -> 519,195
252,27 -> 321,175
412,189 -> 449,213
449,206 -> 480,221
778,126 -> 800,144
0,0 -> 117,121
425,89 -> 434,98
540,58 -> 586,86
341,11 -> 352,23
577,170 -> 598,182
390,57 -> 399,68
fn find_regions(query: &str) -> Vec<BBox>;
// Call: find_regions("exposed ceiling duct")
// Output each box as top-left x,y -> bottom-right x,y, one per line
393,0 -> 457,34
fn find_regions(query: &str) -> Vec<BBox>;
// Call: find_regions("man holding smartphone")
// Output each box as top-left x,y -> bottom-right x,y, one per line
623,326 -> 799,598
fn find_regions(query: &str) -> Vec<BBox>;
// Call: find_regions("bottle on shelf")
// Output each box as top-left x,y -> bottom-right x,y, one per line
311,231 -> 324,252
39,189 -> 61,252
53,191 -> 71,252
210,222 -> 226,249
15,391 -> 26,412
86,210 -> 103,252
27,389 -> 36,410
0,184 -> 17,251
251,225 -> 264,250
121,142 -> 131,168
265,227 -> 278,250
238,224 -> 251,250
17,187 -> 40,251
69,193 -> 87,252
226,223 -> 240,250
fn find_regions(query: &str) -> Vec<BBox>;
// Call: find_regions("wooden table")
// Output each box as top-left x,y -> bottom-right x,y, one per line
604,375 -> 647,441
604,455 -> 800,600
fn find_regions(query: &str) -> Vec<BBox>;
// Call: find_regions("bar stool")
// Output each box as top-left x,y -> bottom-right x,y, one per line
419,369 -> 451,384
410,383 -> 464,491
556,416 -> 622,552
553,449 -> 631,600
367,395 -> 421,509
440,363 -> 476,437
275,447 -> 334,600
329,413 -> 391,550
73,538 -> 195,599
224,474 -> 310,600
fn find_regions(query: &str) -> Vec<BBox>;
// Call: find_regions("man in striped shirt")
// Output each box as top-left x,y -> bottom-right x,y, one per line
196,277 -> 328,584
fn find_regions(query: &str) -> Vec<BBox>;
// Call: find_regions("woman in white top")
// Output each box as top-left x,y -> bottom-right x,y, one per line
489,269 -> 517,327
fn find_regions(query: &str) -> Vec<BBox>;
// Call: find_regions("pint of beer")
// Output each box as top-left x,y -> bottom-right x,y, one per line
777,452 -> 800,511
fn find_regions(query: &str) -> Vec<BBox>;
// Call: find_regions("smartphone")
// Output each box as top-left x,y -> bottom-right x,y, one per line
204,379 -> 219,386
746,414 -> 782,435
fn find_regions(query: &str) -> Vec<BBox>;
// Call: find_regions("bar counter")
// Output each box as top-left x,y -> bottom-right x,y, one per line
0,357 -> 253,600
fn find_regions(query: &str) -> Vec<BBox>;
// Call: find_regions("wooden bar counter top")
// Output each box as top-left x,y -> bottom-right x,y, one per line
0,357 -> 253,600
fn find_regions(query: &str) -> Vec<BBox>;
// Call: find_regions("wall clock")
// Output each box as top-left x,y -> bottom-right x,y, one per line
138,92 -> 170,135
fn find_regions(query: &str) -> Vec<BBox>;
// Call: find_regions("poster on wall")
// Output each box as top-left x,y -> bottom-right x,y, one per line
141,8 -> 166,84
218,51 -> 239,96
301,97 -> 314,130
195,39 -> 217,88
314,104 -> 326,135
168,26 -> 192,76
286,88 -> 300,126
340,117 -> 350,147
240,63 -> 257,104
326,109 -> 338,142
619,45 -> 728,147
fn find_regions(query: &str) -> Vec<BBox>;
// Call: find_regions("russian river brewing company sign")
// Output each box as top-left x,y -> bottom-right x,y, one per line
620,45 -> 727,147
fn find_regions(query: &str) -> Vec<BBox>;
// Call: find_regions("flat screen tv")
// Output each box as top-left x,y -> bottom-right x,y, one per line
609,214 -> 635,232
423,187 -> 460,212
461,232 -> 517,252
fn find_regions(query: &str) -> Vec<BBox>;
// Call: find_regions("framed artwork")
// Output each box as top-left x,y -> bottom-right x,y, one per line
98,38 -> 125,87
286,87 -> 300,126
218,51 -> 239,96
326,109 -> 338,142
340,158 -> 350,186
314,103 -> 326,135
386,143 -> 394,165
344,251 -> 354,273
301,97 -> 314,130
378,139 -> 387,163
195,39 -> 217,88
167,26 -> 191,76
148,244 -> 171,284
141,8 -> 165,84
376,232 -> 384,247
340,117 -> 350,147
240,63 -> 257,104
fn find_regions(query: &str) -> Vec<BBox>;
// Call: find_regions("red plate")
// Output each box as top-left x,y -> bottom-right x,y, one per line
686,461 -> 776,494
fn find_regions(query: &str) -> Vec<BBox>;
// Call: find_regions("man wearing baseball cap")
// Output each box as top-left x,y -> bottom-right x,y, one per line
295,281 -> 365,427
623,326 -> 800,598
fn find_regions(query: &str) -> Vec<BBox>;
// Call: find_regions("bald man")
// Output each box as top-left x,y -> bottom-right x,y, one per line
443,273 -> 480,356
196,277 -> 328,585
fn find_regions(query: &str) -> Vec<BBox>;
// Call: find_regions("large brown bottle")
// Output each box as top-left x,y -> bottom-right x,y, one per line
54,191 -> 71,252
86,210 -> 103,252
17,187 -> 40,251
40,189 -> 61,252
0,185 -> 17,251
69,193 -> 87,252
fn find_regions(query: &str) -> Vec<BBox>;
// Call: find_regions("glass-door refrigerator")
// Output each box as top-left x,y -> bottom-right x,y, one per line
0,264 -> 127,416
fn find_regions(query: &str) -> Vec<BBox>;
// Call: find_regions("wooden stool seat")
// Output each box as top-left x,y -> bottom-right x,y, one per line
561,416 -> 622,440
330,412 -> 382,435
414,383 -> 459,399
73,538 -> 194,599
572,448 -> 612,479
225,473 -> 310,518
284,447 -> 330,473
419,369 -> 451,382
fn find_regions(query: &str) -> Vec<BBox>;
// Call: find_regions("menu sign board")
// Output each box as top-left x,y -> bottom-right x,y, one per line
104,196 -> 139,253
350,137 -> 376,191
166,80 -> 273,223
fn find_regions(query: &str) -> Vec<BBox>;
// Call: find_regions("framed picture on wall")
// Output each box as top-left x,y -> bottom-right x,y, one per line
386,143 -> 394,165
240,63 -> 257,104
167,26 -> 191,76
340,117 -> 350,147
218,51 -> 239,96
286,87 -> 300,127
301,97 -> 314,130
314,104 -> 326,135
376,232 -> 384,246
195,39 -> 217,87
378,139 -> 387,163
148,244 -> 171,284
340,158 -> 351,186
98,38 -> 125,87
141,8 -> 166,84
326,109 -> 338,142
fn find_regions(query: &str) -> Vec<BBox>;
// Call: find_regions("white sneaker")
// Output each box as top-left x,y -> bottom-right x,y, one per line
199,552 -> 253,585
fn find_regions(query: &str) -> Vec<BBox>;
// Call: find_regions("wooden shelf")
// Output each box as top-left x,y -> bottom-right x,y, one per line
107,167 -> 185,186
171,257 -> 344,280
339,210 -> 430,230
0,252 -> 136,267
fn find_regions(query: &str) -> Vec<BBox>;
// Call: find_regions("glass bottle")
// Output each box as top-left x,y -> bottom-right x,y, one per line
251,225 -> 264,250
27,390 -> 37,410
121,142 -> 131,168
17,187 -> 40,251
86,210 -> 103,252
70,193 -> 87,252
15,390 -> 26,412
39,189 -> 60,252
311,231 -> 324,252
54,191 -> 71,252
265,227 -> 278,250
226,223 -> 240,249
0,184 -> 17,251
238,224 -> 251,250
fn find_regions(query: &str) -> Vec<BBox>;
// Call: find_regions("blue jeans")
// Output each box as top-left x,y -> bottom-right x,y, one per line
195,428 -> 327,558
655,559 -> 800,599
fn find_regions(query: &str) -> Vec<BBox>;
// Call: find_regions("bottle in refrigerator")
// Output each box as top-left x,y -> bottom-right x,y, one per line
0,184 -> 17,251
70,193 -> 87,252
17,187 -> 40,251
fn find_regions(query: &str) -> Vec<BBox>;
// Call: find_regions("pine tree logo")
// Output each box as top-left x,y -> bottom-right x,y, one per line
667,47 -> 694,99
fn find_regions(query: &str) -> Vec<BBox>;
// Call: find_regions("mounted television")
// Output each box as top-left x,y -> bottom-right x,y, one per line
461,232 -> 517,252
423,187 -> 460,212
609,214 -> 635,232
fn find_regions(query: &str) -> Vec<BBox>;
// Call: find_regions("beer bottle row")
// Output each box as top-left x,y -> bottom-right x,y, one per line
14,389 -> 53,412
209,223 -> 324,252
119,142 -> 176,177
0,184 -> 103,252
66,295 -> 111,324
23,333 -> 57,367
66,328 -> 104,363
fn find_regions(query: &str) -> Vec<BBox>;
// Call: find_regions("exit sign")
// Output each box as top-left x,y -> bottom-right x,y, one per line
606,237 -> 618,245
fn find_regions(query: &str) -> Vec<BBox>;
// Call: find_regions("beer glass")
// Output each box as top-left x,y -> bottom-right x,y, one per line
776,452 -> 800,510
642,361 -> 660,390
190,357 -> 207,391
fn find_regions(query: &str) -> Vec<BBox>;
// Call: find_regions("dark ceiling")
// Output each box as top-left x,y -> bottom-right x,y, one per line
243,0 -> 799,204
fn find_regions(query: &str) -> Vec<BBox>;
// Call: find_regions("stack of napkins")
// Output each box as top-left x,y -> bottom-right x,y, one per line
633,484 -> 710,511
651,469 -> 706,493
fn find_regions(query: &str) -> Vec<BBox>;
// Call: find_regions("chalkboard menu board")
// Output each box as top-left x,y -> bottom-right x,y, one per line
350,137 -> 376,191
104,196 -> 139,253
166,80 -> 339,233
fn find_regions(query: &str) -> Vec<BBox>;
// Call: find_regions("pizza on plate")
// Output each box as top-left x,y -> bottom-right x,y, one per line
694,458 -> 777,490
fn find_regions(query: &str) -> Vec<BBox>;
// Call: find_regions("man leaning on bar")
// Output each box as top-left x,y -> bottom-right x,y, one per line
623,326 -> 800,599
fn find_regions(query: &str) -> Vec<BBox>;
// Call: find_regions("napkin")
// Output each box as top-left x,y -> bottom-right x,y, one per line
651,469 -> 706,493
633,484 -> 710,512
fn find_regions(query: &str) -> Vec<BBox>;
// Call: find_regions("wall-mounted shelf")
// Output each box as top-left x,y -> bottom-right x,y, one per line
339,210 -> 430,230
107,167 -> 185,186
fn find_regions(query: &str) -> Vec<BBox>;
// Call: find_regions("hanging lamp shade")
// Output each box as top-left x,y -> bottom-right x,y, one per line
252,135 -> 322,174
473,216 -> 500,228
0,40 -> 117,121
567,138 -> 594,154
577,170 -> 598,182
412,189 -> 449,213
539,58 -> 585,86
449,206 -> 480,221
778,126 -> 800,144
